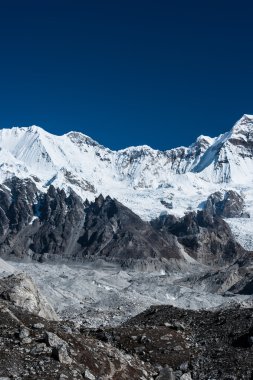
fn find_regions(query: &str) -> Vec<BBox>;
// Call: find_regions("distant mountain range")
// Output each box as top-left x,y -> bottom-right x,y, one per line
0,114 -> 253,223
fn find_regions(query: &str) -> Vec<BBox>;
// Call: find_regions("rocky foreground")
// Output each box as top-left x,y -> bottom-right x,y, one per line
0,273 -> 253,379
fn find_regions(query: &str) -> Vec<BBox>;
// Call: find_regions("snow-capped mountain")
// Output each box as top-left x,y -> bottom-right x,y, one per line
0,114 -> 253,224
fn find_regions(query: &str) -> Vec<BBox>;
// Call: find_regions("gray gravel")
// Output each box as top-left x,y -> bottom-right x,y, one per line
7,260 -> 253,327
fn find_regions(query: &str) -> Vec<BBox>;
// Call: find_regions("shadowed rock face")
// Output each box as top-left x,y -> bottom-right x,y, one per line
76,194 -> 181,263
0,178 -> 85,261
204,190 -> 250,218
30,185 -> 85,259
0,178 -> 37,244
0,176 -> 250,269
0,177 -> 182,266
151,209 -> 248,266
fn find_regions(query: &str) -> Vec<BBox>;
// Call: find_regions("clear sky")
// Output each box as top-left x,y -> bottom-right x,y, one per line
0,0 -> 253,150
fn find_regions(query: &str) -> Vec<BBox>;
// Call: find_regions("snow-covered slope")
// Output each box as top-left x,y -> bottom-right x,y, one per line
0,115 -> 253,226
194,115 -> 253,183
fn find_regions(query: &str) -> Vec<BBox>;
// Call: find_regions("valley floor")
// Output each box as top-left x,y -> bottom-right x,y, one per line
7,260 -> 253,327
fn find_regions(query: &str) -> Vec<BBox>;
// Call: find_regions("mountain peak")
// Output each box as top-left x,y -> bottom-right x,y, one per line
232,114 -> 253,132
228,115 -> 253,144
24,125 -> 45,133
10,125 -> 48,135
196,135 -> 214,144
66,131 -> 106,150
118,144 -> 157,154
241,114 -> 253,120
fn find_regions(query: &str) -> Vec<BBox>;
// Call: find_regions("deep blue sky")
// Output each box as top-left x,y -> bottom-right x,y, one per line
0,1 -> 253,150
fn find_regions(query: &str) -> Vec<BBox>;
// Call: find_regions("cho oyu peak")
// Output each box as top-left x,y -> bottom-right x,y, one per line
0,116 -> 253,222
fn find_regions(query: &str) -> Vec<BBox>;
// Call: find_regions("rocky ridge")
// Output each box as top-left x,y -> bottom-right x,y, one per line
151,208 -> 247,267
0,178 -> 182,267
204,190 -> 249,218
0,177 -> 250,271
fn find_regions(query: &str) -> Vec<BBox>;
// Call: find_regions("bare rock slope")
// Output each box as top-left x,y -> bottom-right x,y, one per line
151,208 -> 248,266
0,177 -> 250,271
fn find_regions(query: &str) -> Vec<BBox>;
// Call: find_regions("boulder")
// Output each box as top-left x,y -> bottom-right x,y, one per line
0,272 -> 58,320
180,374 -> 192,380
156,366 -> 175,380
45,331 -> 72,364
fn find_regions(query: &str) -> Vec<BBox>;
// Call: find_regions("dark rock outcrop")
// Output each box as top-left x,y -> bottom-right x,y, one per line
0,176 -> 250,269
0,178 -> 37,245
30,186 -> 85,259
151,209 -> 247,266
76,194 -> 181,264
0,178 -> 85,261
204,190 -> 249,218
0,177 -> 182,267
